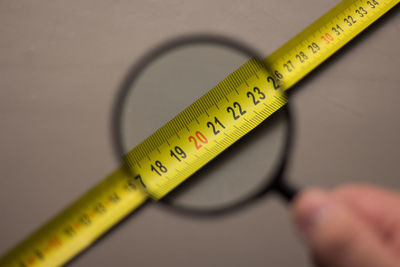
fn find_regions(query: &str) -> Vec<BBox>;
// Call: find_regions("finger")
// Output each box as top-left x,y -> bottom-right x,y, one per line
334,184 -> 400,255
292,189 -> 396,267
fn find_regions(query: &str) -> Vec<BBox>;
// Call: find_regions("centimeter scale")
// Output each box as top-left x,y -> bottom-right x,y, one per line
0,0 -> 398,266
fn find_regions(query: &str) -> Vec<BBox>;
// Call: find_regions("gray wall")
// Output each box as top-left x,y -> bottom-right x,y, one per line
0,1 -> 399,266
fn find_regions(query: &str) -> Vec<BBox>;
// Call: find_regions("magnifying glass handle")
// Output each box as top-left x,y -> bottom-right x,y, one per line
274,181 -> 299,203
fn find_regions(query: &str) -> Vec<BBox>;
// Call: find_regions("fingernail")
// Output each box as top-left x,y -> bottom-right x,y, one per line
293,189 -> 335,239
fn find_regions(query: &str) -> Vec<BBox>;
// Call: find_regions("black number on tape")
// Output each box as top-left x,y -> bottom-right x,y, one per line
207,117 -> 225,135
151,161 -> 168,176
170,146 -> 187,161
227,102 -> 246,120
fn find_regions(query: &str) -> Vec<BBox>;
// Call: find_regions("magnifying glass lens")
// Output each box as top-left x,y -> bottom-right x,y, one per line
116,37 -> 290,214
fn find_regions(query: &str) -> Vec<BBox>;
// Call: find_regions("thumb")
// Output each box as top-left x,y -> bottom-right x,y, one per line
291,189 -> 395,267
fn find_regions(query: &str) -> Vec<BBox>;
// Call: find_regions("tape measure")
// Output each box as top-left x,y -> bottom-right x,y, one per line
1,0 -> 398,266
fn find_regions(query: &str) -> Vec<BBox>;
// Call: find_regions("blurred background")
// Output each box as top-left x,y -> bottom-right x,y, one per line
0,0 -> 399,266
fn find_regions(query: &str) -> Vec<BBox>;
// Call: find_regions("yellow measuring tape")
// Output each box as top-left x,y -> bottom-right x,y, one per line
1,0 -> 398,266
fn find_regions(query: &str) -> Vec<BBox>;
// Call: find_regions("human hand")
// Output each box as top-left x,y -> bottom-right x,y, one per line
291,184 -> 400,267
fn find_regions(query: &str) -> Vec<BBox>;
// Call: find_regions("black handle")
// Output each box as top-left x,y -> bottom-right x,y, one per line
273,180 -> 299,203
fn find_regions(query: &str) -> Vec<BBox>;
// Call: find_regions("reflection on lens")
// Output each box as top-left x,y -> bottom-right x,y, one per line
115,36 -> 290,213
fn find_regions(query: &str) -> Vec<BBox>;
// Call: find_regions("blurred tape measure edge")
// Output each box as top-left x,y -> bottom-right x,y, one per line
1,0 -> 398,266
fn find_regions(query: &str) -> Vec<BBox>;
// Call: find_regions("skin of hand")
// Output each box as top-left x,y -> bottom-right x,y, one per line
291,184 -> 400,267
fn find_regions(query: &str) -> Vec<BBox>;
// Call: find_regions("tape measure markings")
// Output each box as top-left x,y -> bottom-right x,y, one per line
124,59 -> 286,199
0,0 -> 398,266
267,0 -> 396,90
1,169 -> 148,267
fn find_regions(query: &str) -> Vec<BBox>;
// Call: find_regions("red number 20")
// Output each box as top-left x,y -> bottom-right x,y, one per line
188,131 -> 208,150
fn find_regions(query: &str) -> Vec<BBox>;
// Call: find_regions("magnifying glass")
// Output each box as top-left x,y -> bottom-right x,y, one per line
113,34 -> 298,215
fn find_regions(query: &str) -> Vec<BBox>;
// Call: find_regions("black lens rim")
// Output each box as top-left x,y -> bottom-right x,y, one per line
112,33 -> 294,217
